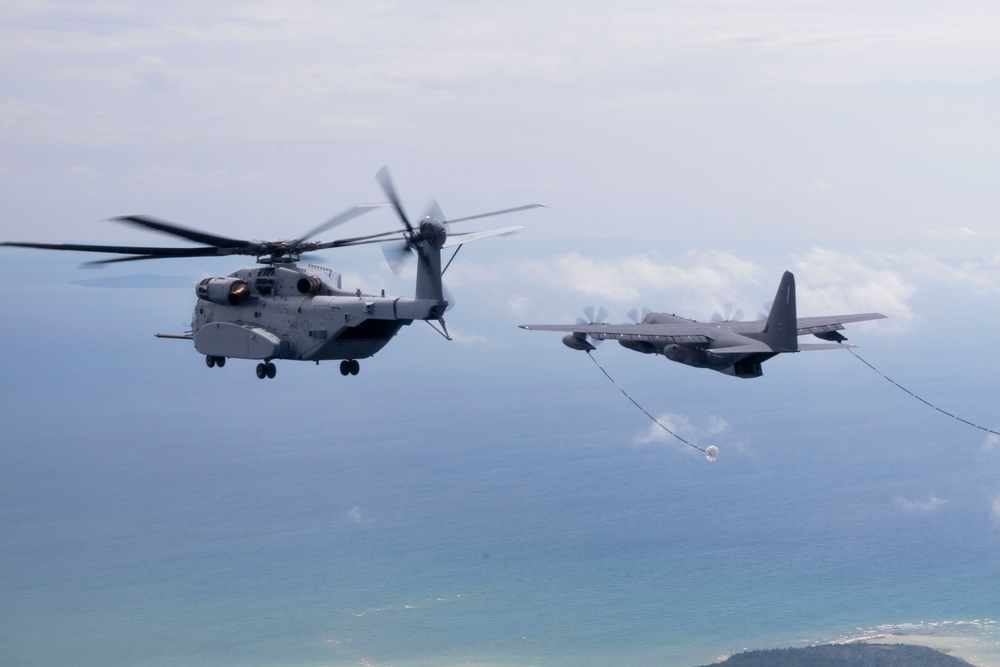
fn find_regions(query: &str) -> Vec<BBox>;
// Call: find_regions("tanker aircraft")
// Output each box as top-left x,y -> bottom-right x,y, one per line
521,271 -> 886,378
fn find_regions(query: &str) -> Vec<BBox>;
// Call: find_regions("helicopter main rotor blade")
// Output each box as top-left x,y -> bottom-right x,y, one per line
1,241 -> 229,256
444,204 -> 545,225
441,225 -> 524,248
381,240 -> 412,277
296,203 -> 387,242
311,228 -> 408,251
375,166 -> 415,234
424,198 -> 447,224
112,215 -> 257,250
85,247 -> 230,265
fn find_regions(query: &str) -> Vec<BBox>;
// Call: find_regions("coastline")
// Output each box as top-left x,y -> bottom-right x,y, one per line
843,633 -> 1000,667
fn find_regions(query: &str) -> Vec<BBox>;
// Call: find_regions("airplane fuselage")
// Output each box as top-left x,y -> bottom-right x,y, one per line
607,312 -> 771,378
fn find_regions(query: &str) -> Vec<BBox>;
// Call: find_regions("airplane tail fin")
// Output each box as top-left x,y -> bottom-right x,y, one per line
760,271 -> 798,352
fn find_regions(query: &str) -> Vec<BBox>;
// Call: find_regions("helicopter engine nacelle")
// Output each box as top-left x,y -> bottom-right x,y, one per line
196,277 -> 251,306
297,275 -> 322,294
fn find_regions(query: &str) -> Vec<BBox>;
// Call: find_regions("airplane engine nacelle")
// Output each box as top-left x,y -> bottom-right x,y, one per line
562,333 -> 596,352
196,277 -> 251,306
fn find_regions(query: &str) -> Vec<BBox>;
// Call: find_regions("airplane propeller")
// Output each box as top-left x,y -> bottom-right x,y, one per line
710,304 -> 745,323
576,306 -> 608,347
581,306 -> 608,324
627,307 -> 652,324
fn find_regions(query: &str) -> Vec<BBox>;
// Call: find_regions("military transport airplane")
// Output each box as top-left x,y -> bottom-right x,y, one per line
520,271 -> 886,378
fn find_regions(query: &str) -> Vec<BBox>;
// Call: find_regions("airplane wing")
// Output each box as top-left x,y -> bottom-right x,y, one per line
521,312 -> 886,349
718,313 -> 886,336
519,322 -> 712,345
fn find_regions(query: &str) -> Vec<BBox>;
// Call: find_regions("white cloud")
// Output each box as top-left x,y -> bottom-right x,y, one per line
893,494 -> 948,513
64,165 -> 102,179
790,247 -> 917,326
444,327 -> 488,345
130,166 -> 270,191
318,114 -> 399,130
515,250 -> 766,308
634,411 -> 728,457
511,245 -> 999,331
347,506 -> 365,525
4,2 -> 1000,245
635,411 -> 693,445
505,295 -> 530,318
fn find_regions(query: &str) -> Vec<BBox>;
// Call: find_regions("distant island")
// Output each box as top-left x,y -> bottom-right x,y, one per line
695,642 -> 973,667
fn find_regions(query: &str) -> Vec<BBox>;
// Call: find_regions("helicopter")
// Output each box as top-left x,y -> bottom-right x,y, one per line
2,167 -> 542,379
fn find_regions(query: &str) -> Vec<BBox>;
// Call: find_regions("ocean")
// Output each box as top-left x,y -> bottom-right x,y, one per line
2,247 -> 999,666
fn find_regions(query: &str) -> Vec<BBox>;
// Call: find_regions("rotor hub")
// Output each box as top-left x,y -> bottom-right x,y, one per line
417,219 -> 448,249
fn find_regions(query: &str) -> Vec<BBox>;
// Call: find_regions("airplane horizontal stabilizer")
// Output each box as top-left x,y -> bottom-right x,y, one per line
796,313 -> 887,333
797,343 -> 857,351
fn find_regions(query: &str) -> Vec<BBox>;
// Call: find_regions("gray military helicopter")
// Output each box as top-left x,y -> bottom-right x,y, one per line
3,167 -> 541,379
521,271 -> 886,378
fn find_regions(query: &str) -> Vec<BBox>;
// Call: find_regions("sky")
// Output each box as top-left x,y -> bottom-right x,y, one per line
2,0 -> 1000,243
3,1 -> 1000,330
2,1 -> 1000,353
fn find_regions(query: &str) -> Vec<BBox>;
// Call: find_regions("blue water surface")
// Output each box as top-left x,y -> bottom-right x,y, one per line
2,250 -> 999,666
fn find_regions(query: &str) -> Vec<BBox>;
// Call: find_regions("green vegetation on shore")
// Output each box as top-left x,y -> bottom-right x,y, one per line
695,643 -> 972,667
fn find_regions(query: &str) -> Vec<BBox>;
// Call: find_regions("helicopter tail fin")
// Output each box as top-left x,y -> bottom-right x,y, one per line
414,238 -> 445,303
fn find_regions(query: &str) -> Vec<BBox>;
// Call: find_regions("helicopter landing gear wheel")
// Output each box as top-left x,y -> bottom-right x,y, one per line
256,363 -> 267,379
350,359 -> 360,375
206,356 -> 216,368
340,360 -> 360,376
216,357 -> 225,367
265,362 -> 276,379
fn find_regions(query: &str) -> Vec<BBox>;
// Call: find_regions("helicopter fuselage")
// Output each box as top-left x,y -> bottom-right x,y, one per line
191,263 -> 446,363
